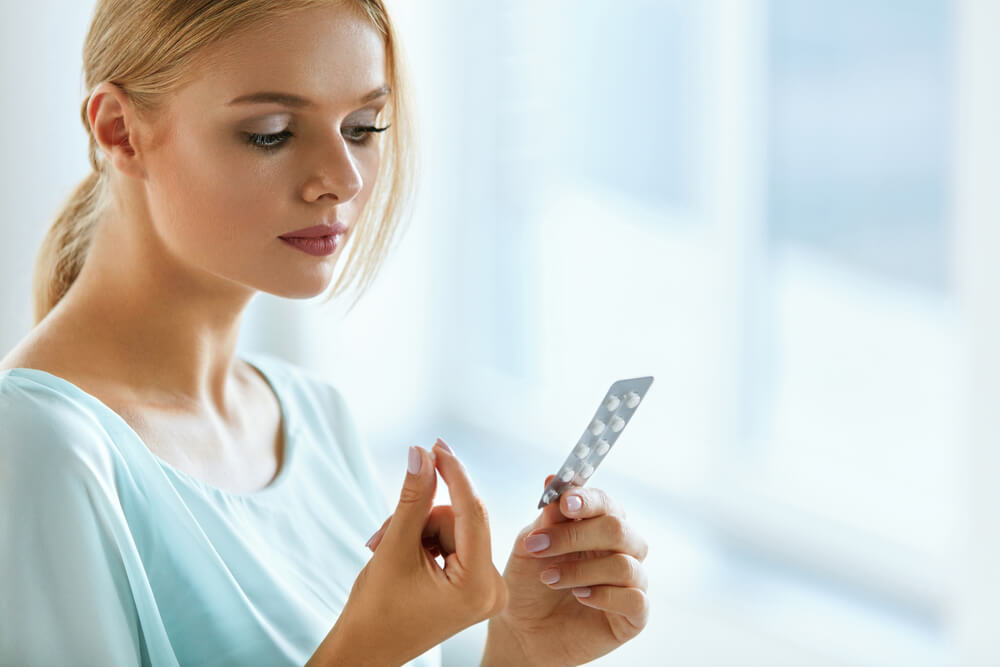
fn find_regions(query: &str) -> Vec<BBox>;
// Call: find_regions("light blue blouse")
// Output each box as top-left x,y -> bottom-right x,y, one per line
0,353 -> 440,667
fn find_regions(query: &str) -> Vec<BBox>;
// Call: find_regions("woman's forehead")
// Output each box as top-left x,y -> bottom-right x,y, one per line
181,5 -> 388,110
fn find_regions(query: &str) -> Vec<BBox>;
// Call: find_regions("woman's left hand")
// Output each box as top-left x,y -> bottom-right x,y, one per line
481,477 -> 650,667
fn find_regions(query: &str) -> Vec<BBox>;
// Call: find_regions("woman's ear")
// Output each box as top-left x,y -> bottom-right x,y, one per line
87,81 -> 149,180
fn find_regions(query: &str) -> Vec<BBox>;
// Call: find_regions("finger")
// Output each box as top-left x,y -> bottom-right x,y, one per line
365,514 -> 393,551
538,475 -> 576,527
432,438 -> 492,568
571,585 -> 650,631
369,505 -> 458,555
538,553 -> 647,591
559,487 -> 627,521
422,505 -> 457,555
520,514 -> 648,560
379,445 -> 438,554
530,475 -> 571,530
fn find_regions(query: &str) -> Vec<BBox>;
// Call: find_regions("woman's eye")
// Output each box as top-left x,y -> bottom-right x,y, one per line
246,130 -> 293,151
245,124 -> 391,152
344,125 -> 390,144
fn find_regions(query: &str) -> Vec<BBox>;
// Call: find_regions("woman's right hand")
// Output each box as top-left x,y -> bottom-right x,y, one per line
307,439 -> 507,667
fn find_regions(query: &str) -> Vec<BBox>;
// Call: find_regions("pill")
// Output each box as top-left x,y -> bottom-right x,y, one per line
579,463 -> 594,479
595,439 -> 610,455
625,391 -> 641,408
574,444 -> 590,459
609,415 -> 626,432
560,468 -> 575,482
604,394 -> 621,411
589,419 -> 606,436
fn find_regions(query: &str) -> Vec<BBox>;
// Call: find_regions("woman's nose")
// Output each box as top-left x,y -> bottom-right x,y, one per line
300,134 -> 365,204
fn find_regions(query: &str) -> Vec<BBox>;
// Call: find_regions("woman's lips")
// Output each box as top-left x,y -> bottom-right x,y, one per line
280,235 -> 340,256
279,222 -> 348,239
279,222 -> 347,257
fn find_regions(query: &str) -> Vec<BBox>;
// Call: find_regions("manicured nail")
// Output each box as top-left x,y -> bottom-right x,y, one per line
435,438 -> 454,455
524,533 -> 550,553
540,568 -> 560,585
566,494 -> 582,513
408,446 -> 421,474
573,587 -> 592,598
365,531 -> 378,549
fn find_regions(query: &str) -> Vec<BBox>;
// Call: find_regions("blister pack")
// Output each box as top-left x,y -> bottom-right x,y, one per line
537,376 -> 654,509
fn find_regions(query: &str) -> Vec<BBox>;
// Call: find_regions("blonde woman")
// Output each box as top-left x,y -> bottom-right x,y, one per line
0,1 -> 650,665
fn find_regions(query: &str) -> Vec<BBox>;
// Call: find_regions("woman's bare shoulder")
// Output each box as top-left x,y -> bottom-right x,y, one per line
0,327 -> 62,374
4,325 -> 74,373
0,327 -> 123,403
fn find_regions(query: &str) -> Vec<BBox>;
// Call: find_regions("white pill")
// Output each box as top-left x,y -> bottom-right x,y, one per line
609,415 -> 626,432
589,419 -> 606,436
595,439 -> 610,456
625,391 -> 641,409
604,394 -> 621,411
574,444 -> 590,459
560,468 -> 575,482
579,463 -> 595,479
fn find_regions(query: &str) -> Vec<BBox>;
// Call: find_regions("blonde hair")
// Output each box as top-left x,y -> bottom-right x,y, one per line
32,0 -> 417,325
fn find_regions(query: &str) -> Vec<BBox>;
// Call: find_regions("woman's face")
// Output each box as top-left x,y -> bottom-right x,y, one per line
133,3 -> 388,299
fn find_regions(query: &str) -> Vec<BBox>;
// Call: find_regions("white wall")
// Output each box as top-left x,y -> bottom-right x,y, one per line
0,1 -> 96,346
953,0 -> 1000,664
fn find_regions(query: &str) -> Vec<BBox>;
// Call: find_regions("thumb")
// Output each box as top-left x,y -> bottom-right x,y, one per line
540,474 -> 574,527
380,445 -> 437,551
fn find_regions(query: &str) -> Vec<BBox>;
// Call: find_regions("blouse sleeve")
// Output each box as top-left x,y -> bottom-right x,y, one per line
0,383 -> 144,666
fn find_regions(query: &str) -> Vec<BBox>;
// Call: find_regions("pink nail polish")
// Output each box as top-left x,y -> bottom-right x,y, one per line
572,587 -> 592,598
566,494 -> 583,513
540,568 -> 560,585
408,446 -> 421,474
524,533 -> 550,553
435,438 -> 454,455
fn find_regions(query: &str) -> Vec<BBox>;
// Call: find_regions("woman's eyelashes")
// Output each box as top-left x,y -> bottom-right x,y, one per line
343,124 -> 390,144
246,129 -> 293,151
245,124 -> 390,152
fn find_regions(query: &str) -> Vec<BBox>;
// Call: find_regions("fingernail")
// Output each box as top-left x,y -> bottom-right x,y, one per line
540,567 -> 560,585
524,533 -> 550,553
365,532 -> 377,549
435,438 -> 454,455
408,446 -> 421,475
572,587 -> 592,598
566,494 -> 582,513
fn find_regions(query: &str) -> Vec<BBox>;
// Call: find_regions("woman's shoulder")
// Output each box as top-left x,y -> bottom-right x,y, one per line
0,365 -> 122,489
1,364 -> 107,430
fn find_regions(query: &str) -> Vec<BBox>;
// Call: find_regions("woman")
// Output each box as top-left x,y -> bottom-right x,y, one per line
0,1 -> 650,664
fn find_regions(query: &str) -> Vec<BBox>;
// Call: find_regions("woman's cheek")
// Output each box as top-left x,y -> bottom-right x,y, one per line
354,151 -> 380,211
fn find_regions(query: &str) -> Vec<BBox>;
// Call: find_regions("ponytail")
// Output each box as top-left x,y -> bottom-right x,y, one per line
31,108 -> 109,325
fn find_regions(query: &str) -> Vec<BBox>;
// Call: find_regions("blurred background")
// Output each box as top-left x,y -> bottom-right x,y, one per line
2,0 -> 999,665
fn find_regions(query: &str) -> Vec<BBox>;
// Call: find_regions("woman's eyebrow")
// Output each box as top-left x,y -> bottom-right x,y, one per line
227,85 -> 391,108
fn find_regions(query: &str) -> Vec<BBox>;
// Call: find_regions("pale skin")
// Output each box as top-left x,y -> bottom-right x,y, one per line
0,2 -> 649,664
